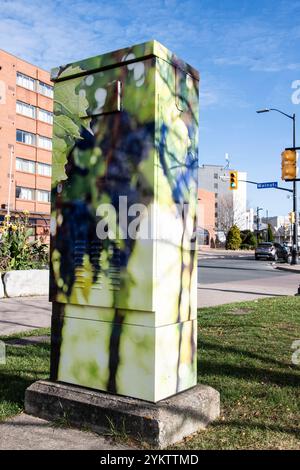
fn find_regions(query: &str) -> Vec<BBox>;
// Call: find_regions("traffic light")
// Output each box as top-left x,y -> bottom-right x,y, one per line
281,149 -> 298,180
289,211 -> 295,224
229,171 -> 238,190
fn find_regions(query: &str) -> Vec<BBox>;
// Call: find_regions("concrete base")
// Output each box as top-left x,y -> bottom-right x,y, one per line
25,380 -> 220,448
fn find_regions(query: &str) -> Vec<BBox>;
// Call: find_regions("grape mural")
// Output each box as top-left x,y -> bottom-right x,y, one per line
50,40 -> 199,402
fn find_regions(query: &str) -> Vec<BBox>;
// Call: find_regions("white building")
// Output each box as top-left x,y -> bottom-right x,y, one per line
261,215 -> 292,243
198,164 -> 248,233
245,208 -> 254,231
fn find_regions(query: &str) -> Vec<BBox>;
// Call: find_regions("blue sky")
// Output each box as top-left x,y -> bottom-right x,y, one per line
1,0 -> 300,216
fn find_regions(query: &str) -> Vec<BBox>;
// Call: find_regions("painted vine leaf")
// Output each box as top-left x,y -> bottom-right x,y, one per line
52,67 -> 90,186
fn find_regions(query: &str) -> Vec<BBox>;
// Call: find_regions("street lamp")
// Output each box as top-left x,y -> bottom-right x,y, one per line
256,107 -> 298,264
266,209 -> 269,242
256,207 -> 263,242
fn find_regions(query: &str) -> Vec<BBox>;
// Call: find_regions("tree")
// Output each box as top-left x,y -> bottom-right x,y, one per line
240,229 -> 251,243
267,224 -> 274,242
246,231 -> 257,248
217,194 -> 245,235
241,229 -> 257,248
226,225 -> 242,250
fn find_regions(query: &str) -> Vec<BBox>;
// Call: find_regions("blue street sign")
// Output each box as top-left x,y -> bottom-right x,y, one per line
257,182 -> 278,189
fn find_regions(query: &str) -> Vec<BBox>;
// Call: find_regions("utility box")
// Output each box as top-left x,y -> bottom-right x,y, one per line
50,40 -> 199,402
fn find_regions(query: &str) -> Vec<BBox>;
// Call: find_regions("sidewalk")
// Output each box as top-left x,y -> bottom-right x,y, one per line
0,298 -> 135,450
0,296 -> 51,336
0,413 -> 133,450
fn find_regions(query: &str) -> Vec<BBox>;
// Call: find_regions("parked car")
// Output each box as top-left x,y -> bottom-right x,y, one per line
255,242 -> 291,262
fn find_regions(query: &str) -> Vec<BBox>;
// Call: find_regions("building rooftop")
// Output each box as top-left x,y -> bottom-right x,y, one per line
0,48 -> 49,74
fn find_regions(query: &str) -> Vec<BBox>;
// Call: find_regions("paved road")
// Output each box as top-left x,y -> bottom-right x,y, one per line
0,256 -> 299,336
198,255 -> 300,307
0,296 -> 51,336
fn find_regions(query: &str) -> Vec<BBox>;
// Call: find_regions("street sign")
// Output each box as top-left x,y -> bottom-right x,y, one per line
257,182 -> 278,189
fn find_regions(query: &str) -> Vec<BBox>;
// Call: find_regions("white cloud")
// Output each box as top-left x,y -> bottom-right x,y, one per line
1,0 -> 299,116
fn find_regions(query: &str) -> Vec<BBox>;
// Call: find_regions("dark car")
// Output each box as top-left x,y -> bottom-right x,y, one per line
255,242 -> 291,262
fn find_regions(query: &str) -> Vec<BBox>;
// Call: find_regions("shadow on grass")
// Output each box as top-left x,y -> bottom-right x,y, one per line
199,339 -> 293,369
0,374 -> 33,414
0,344 -> 50,419
211,417 -> 299,438
198,359 -> 299,388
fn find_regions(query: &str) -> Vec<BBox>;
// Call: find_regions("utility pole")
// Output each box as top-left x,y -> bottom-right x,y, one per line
292,113 -> 298,264
257,207 -> 263,242
256,108 -> 298,263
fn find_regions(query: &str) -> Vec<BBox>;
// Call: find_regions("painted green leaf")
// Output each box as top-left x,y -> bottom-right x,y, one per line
52,136 -> 68,186
52,68 -> 90,185
54,115 -> 81,139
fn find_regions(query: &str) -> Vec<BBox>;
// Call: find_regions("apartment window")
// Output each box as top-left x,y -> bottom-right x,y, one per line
16,157 -> 35,174
38,81 -> 53,98
16,129 -> 36,146
37,189 -> 50,203
37,162 -> 52,177
215,193 -> 218,198
16,100 -> 36,119
215,212 -> 218,219
38,108 -> 53,124
214,183 -> 218,189
215,202 -> 218,208
38,135 -> 52,150
214,173 -> 218,179
16,72 -> 35,91
16,186 -> 35,200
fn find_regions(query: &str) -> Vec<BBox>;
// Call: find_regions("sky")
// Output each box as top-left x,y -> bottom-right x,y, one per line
1,0 -> 300,216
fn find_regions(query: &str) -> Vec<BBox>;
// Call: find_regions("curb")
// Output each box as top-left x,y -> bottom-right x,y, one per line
274,265 -> 300,274
198,255 -> 254,260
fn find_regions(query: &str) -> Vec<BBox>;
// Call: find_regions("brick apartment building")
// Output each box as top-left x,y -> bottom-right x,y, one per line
0,49 -> 53,237
198,188 -> 216,247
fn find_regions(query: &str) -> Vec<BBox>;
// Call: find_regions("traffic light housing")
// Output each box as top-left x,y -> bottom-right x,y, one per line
281,149 -> 298,180
289,211 -> 295,224
229,171 -> 238,190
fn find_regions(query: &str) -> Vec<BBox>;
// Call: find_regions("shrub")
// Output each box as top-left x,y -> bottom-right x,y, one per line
226,225 -> 242,250
0,212 -> 48,271
240,244 -> 251,250
241,230 -> 257,248
240,229 -> 251,242
267,224 -> 274,242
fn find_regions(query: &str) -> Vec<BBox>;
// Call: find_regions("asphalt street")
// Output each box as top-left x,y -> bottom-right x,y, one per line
0,255 -> 299,335
198,255 -> 300,307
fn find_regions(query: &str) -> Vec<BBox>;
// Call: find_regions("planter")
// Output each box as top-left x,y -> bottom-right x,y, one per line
3,269 -> 49,297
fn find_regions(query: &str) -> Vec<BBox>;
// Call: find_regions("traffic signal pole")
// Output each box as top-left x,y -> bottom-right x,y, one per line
292,114 -> 298,265
256,107 -> 298,264
256,207 -> 262,242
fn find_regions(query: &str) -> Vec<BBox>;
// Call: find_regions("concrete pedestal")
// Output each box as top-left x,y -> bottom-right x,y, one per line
25,380 -> 220,448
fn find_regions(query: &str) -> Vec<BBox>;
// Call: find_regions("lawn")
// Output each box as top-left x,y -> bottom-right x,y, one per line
0,297 -> 299,449
0,328 -> 50,421
175,296 -> 300,450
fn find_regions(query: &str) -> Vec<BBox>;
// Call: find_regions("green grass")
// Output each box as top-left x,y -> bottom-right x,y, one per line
0,328 -> 50,421
0,297 -> 299,449
175,296 -> 300,450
